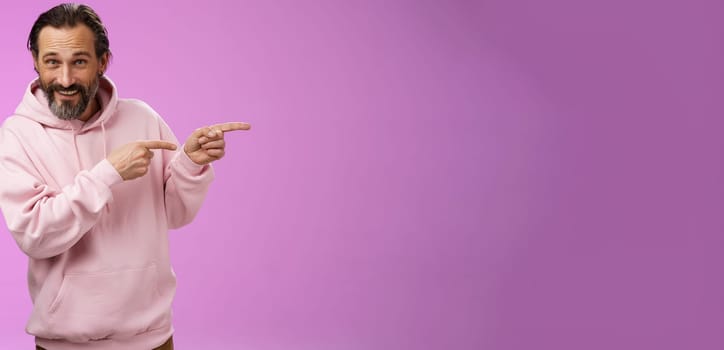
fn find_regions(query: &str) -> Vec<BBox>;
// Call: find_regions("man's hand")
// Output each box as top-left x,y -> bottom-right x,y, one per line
184,122 -> 251,165
107,140 -> 178,180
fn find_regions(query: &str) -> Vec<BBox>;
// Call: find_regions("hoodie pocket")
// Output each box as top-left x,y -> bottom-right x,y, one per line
46,264 -> 164,342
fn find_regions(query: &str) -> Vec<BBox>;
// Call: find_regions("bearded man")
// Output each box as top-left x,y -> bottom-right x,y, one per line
0,4 -> 250,349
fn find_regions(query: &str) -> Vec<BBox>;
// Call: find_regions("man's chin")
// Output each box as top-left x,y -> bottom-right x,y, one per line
50,102 -> 85,120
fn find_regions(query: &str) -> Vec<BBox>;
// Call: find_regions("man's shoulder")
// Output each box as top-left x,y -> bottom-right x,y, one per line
116,98 -> 157,115
2,115 -> 42,133
0,116 -> 44,151
114,98 -> 165,123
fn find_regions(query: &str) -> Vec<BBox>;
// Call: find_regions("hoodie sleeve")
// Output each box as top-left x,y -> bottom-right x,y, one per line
157,117 -> 215,229
0,129 -> 123,259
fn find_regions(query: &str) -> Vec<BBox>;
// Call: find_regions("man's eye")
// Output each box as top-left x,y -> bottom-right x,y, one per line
45,60 -> 58,65
74,60 -> 87,65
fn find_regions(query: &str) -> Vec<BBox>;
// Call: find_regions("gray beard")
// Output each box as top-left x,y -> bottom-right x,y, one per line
42,78 -> 100,121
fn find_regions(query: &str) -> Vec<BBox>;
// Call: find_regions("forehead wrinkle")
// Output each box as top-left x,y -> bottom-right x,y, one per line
37,26 -> 95,57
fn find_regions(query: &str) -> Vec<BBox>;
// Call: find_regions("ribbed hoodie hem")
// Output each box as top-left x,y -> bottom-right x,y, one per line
35,326 -> 173,350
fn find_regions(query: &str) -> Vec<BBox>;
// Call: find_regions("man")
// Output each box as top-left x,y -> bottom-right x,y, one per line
0,4 -> 250,349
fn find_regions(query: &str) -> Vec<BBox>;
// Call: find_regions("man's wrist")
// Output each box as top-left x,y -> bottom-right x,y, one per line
90,159 -> 124,187
176,150 -> 209,173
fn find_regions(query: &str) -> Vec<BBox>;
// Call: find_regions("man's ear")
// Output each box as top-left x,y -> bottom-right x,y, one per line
32,53 -> 39,73
98,52 -> 109,75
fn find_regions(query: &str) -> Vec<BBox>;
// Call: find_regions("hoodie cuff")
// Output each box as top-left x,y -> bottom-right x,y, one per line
175,150 -> 210,175
90,159 -> 124,188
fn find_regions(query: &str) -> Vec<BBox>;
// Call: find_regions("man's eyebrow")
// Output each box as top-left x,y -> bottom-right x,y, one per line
40,51 -> 92,60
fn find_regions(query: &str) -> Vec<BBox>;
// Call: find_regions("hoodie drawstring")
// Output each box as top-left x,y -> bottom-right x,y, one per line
70,121 -> 106,171
100,121 -> 108,158
69,124 -> 83,171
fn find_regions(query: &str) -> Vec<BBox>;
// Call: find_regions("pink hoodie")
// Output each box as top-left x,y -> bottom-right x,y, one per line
0,77 -> 214,349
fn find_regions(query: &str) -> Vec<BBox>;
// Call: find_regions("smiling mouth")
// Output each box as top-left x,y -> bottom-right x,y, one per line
57,90 -> 79,96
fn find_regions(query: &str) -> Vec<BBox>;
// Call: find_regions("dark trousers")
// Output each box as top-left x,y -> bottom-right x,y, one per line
37,336 -> 173,350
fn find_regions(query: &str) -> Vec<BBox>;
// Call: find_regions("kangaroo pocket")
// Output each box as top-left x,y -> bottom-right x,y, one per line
44,264 -> 165,342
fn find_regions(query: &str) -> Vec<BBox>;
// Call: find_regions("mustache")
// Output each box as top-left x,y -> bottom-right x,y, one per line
46,83 -> 87,94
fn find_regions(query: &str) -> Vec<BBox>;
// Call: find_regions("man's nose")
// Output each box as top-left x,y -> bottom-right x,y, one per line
57,65 -> 74,87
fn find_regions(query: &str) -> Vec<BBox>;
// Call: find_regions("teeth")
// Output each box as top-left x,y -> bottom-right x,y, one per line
58,90 -> 78,95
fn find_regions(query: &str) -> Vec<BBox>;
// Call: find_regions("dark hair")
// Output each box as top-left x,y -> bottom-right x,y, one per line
27,3 -> 111,60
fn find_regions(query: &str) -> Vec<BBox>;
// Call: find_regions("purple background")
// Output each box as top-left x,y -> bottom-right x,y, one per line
0,0 -> 721,349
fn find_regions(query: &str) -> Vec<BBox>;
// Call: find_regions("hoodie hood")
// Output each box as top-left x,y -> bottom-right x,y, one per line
13,76 -> 119,166
14,76 -> 118,133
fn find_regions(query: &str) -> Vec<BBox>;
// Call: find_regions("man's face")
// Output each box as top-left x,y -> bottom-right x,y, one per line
33,24 -> 108,121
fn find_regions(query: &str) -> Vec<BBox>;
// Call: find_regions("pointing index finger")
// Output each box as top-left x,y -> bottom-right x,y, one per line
210,122 -> 251,133
140,140 -> 178,150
